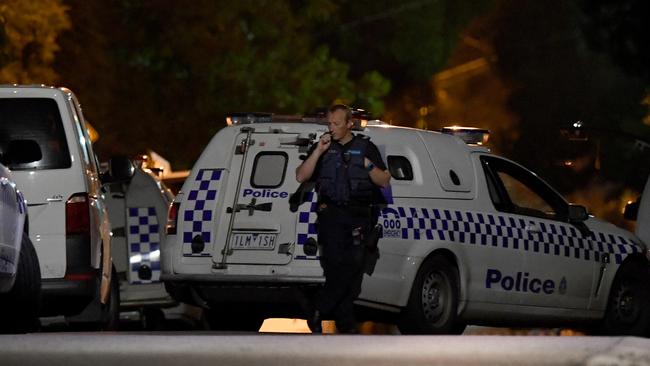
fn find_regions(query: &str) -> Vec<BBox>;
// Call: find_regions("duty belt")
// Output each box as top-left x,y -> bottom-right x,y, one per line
319,202 -> 372,217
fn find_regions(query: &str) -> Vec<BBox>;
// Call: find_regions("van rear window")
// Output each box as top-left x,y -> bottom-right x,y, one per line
251,152 -> 288,188
0,98 -> 71,170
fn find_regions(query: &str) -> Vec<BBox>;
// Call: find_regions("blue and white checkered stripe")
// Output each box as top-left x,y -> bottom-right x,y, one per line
127,207 -> 161,284
381,207 -> 638,264
294,204 -> 639,264
182,169 -> 223,257
294,191 -> 319,260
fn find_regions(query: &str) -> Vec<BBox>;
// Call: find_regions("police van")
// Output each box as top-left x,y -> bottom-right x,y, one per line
162,113 -> 650,335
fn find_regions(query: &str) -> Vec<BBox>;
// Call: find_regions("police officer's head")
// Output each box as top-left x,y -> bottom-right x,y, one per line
327,104 -> 354,142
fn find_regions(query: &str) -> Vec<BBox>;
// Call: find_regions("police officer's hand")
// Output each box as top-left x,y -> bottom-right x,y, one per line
317,132 -> 332,153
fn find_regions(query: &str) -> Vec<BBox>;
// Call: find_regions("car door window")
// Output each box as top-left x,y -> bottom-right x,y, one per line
481,156 -> 567,221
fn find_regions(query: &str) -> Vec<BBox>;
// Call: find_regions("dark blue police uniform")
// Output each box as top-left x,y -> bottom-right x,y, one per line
310,134 -> 387,333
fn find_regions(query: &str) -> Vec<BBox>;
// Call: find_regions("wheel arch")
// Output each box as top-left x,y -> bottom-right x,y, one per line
599,252 -> 650,336
611,253 -> 648,285
397,247 -> 466,334
406,248 -> 465,311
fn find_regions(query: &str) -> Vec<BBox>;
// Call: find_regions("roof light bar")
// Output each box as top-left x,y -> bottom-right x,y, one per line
226,110 -> 371,130
441,126 -> 490,145
226,112 -> 273,126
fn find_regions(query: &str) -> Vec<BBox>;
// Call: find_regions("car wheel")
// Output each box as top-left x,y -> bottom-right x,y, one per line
100,266 -> 120,331
398,255 -> 464,334
601,262 -> 650,336
0,233 -> 42,333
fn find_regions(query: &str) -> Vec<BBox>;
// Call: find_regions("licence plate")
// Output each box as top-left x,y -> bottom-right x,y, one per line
231,232 -> 277,250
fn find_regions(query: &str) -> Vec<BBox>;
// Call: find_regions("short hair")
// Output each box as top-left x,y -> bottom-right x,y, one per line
328,104 -> 352,122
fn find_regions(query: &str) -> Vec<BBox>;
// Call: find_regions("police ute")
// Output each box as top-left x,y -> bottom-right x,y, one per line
162,113 -> 650,335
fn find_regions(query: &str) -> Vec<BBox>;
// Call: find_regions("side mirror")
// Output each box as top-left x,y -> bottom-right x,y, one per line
108,156 -> 135,183
568,204 -> 589,222
0,139 -> 42,165
624,198 -> 640,221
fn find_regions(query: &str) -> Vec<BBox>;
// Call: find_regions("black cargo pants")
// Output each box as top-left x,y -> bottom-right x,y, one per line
315,203 -> 373,332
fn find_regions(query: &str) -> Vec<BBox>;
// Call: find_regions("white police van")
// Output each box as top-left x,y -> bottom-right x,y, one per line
162,113 -> 650,335
0,163 -> 40,332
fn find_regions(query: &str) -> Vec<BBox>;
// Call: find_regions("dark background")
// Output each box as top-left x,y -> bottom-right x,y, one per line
1,0 -> 649,225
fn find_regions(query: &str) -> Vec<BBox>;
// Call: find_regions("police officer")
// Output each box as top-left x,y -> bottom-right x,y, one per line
296,104 -> 391,333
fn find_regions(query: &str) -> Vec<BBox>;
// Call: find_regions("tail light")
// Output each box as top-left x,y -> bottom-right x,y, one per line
66,193 -> 90,236
166,201 -> 180,234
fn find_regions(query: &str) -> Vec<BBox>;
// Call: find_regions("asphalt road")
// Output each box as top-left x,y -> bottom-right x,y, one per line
2,333 -> 650,366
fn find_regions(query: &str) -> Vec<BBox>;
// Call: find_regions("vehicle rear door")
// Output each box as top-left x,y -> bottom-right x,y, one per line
212,128 -> 303,267
0,96 -> 76,279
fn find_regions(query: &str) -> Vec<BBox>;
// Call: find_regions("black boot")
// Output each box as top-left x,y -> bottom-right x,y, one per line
307,310 -> 322,334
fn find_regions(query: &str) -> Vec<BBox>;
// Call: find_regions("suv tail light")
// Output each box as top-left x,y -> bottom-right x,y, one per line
166,201 -> 180,234
66,193 -> 90,236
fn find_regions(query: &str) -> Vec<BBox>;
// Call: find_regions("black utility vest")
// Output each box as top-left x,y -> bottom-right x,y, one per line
317,135 -> 374,205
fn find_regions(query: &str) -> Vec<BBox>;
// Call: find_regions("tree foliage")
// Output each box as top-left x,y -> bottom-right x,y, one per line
311,0 -> 493,123
317,0 -> 492,85
56,0 -> 390,168
0,0 -> 70,83
578,0 -> 650,83
482,0 -> 649,192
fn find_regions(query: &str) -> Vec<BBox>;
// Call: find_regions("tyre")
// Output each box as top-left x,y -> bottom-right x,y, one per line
99,266 -> 120,331
0,233 -> 42,333
398,255 -> 465,335
601,262 -> 650,336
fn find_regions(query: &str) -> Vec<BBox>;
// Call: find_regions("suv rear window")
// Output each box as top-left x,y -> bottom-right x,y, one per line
0,98 -> 71,170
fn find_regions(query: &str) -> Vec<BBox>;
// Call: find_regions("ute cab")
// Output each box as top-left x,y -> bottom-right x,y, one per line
163,113 -> 650,335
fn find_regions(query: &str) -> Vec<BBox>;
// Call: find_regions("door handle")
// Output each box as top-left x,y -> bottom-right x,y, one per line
255,202 -> 273,212
226,198 -> 273,216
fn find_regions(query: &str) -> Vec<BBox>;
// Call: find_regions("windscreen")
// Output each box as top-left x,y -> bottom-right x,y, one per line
0,98 -> 71,170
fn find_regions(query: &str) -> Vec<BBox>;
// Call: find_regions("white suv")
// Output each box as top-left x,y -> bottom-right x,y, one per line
0,85 -> 118,328
0,163 -> 41,332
